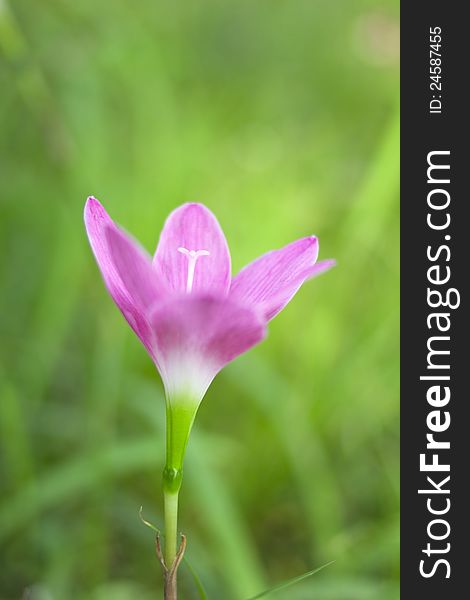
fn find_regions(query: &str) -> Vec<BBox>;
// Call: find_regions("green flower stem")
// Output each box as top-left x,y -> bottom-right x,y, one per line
162,397 -> 198,566
163,489 -> 179,566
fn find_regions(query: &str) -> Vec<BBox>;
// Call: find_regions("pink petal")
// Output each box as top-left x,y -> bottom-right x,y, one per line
150,296 -> 266,400
260,259 -> 336,320
84,197 -> 161,357
230,236 -> 333,320
153,203 -> 231,296
105,226 -> 161,310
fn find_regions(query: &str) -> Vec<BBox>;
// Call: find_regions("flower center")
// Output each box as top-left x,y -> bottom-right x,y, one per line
178,247 -> 210,293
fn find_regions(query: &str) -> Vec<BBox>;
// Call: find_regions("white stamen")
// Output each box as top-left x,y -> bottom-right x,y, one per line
178,247 -> 210,293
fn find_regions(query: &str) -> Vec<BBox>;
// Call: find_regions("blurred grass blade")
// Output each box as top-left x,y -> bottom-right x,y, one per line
184,556 -> 209,600
0,438 -> 160,541
245,561 -> 335,600
186,435 -> 267,597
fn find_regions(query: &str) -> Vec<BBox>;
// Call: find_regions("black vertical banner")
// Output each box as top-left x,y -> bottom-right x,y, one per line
401,3 -> 468,599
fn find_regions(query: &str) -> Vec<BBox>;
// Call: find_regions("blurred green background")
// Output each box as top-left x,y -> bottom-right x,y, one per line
0,1 -> 399,598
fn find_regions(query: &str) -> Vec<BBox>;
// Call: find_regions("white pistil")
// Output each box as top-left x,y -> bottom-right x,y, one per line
178,247 -> 210,293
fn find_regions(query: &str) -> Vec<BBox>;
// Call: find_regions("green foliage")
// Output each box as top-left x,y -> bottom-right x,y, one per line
0,0 -> 399,598
246,561 -> 335,599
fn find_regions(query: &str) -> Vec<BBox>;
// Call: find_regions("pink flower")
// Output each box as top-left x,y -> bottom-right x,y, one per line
84,197 -> 335,405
